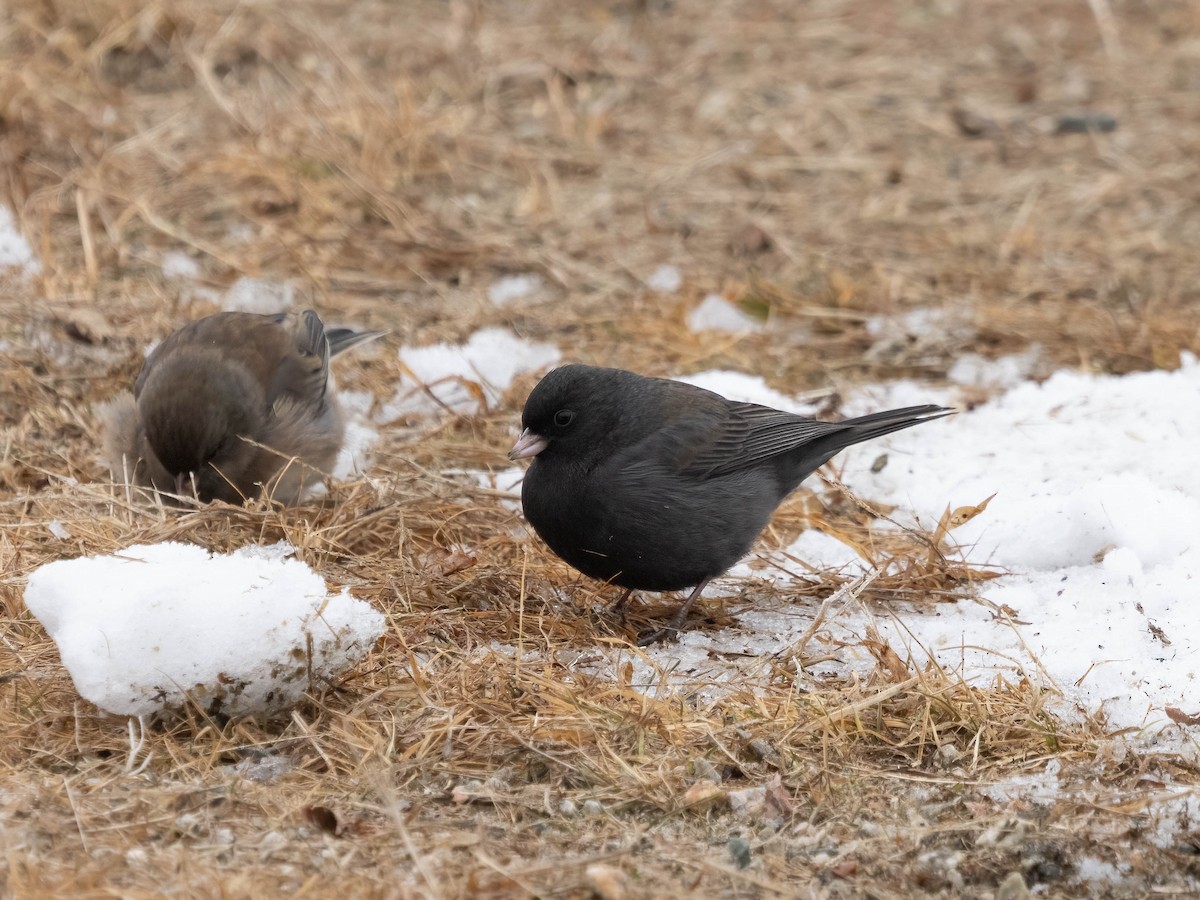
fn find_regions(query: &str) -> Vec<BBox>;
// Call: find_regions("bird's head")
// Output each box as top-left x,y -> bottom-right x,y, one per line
138,351 -> 258,496
508,364 -> 654,466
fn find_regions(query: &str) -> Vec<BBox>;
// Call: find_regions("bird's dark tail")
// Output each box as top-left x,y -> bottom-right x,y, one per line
326,327 -> 388,357
808,404 -> 955,463
269,308 -> 387,359
837,404 -> 954,444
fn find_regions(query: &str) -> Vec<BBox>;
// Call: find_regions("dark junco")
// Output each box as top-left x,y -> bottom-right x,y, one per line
509,364 -> 952,644
100,309 -> 383,504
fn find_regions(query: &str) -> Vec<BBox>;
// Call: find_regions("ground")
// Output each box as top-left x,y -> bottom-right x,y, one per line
2,0 -> 1200,897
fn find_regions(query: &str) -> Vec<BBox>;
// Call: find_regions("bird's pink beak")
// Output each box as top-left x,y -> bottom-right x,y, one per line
508,429 -> 549,460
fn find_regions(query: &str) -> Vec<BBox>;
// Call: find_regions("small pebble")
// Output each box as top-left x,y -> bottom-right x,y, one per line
692,757 -> 719,782
1054,113 -> 1117,134
746,737 -> 778,763
935,743 -> 961,769
728,835 -> 752,869
728,786 -> 767,818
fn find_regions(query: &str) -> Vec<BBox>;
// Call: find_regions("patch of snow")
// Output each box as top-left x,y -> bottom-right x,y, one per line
222,277 -> 294,314
769,529 -> 870,576
1075,856 -> 1130,887
228,223 -> 256,243
0,205 -> 40,276
456,466 -> 525,511
676,370 -> 822,414
686,293 -> 763,334
791,359 -> 1200,734
1147,789 -> 1200,850
948,347 -> 1043,391
865,306 -> 965,339
843,357 -> 1200,560
46,520 -> 72,541
487,273 -> 544,305
331,389 -> 379,480
380,327 -> 560,420
161,251 -> 201,281
979,759 -> 1062,804
24,542 -> 384,717
645,265 -> 682,294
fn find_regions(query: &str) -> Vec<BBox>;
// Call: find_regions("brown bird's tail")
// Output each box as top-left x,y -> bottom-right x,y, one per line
326,326 -> 387,357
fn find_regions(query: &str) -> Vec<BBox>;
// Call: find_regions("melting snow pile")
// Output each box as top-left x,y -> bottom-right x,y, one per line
686,294 -> 763,334
830,356 -> 1200,731
678,369 -> 819,412
161,250 -> 201,281
332,389 -> 381,480
25,543 -> 384,717
382,326 -> 560,420
645,265 -> 682,293
0,205 -> 40,276
221,276 -> 295,313
487,273 -> 545,305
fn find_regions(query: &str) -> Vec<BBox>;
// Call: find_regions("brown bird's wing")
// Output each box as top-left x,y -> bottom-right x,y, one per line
266,309 -> 332,410
265,311 -> 386,405
267,313 -> 385,359
132,311 -> 321,403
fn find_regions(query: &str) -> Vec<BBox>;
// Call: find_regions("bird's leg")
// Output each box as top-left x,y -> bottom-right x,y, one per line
608,587 -> 635,625
609,587 -> 634,612
636,579 -> 710,646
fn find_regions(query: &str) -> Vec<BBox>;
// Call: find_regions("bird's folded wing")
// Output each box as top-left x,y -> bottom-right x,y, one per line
269,309 -> 331,407
681,402 -> 844,478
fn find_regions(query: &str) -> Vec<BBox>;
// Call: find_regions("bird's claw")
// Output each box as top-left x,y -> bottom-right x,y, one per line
636,625 -> 677,647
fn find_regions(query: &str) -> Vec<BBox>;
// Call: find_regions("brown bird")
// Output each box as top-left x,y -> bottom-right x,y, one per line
99,309 -> 383,505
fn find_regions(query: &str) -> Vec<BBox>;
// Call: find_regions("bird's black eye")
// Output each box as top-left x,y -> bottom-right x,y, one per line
553,409 -> 576,428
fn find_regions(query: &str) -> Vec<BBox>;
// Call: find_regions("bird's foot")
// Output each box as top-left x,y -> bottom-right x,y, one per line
633,579 -> 708,646
635,623 -> 678,646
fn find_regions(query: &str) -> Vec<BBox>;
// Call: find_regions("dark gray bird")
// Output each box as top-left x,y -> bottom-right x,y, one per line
100,309 -> 383,505
509,364 -> 952,644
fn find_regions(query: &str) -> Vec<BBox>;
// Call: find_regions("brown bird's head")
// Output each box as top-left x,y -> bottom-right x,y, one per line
137,349 -> 261,499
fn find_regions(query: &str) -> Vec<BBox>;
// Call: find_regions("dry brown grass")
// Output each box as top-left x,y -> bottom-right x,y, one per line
3,0 -> 1200,896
